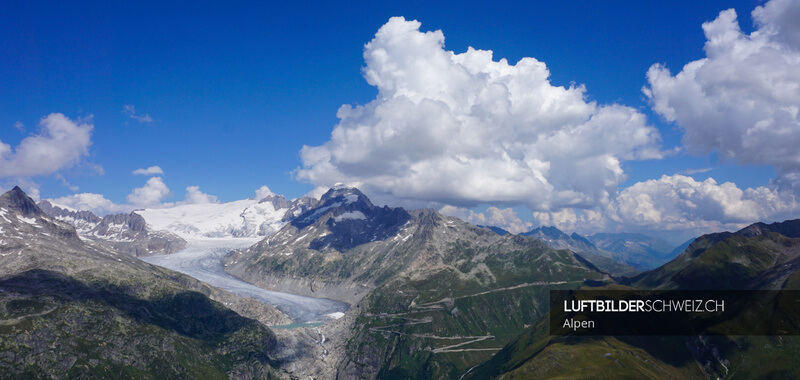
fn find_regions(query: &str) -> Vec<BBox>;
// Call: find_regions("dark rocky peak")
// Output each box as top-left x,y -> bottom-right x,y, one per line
38,200 -> 102,224
319,186 -> 373,208
287,187 -> 412,251
412,208 -> 443,225
306,205 -> 411,252
0,186 -> 42,217
292,187 -> 378,229
570,232 -> 593,246
96,212 -> 147,232
259,194 -> 291,209
0,187 -> 79,241
280,196 -> 321,222
736,219 -> 800,239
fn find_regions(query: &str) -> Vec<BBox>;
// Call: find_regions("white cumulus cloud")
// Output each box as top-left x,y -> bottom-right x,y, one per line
644,0 -> 800,189
50,193 -> 133,216
530,174 -> 800,240
440,205 -> 532,234
132,166 -> 164,176
50,181 -> 222,215
297,17 -> 663,211
254,185 -> 275,200
0,113 -> 93,177
126,177 -> 171,207
183,185 -> 219,204
609,175 -> 800,230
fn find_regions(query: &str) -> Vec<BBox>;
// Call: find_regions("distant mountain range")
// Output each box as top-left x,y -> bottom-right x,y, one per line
468,219 -> 800,379
37,193 -> 321,256
40,189 -> 682,272
518,226 -> 680,272
16,184 -> 799,379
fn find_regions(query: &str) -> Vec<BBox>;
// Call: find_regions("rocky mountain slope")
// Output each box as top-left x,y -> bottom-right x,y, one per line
225,187 -> 609,379
631,219 -> 800,290
520,226 -> 640,276
0,187 -> 282,378
469,219 -> 800,379
39,200 -> 187,257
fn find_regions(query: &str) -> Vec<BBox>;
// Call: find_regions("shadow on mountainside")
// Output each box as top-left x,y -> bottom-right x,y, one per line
0,269 -> 271,344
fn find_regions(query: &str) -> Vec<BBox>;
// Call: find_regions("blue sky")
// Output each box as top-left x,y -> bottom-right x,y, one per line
2,0 -> 796,242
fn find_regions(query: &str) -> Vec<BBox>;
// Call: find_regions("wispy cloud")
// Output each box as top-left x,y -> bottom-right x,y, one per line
132,166 -> 164,176
122,105 -> 154,123
13,121 -> 24,133
680,167 -> 713,175
55,173 -> 79,191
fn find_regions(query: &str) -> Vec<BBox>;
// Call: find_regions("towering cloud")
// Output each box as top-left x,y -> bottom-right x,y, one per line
645,0 -> 800,189
298,17 -> 662,211
126,177 -> 171,207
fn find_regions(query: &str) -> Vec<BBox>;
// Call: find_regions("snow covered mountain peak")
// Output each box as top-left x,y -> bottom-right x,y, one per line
134,195 -> 319,240
319,186 -> 370,205
136,199 -> 277,239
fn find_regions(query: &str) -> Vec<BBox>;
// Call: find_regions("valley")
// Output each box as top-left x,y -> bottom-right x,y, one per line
8,185 -> 800,379
141,238 -> 349,324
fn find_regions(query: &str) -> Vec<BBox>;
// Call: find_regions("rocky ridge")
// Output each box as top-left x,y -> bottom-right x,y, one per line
38,200 -> 187,257
521,226 -> 640,275
0,187 -> 283,378
225,187 -> 609,379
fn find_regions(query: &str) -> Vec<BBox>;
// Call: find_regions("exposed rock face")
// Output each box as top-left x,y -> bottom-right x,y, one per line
521,226 -> 639,276
278,195 -> 320,222
37,200 -> 187,257
38,199 -> 102,234
86,211 -> 187,257
2,186 -> 41,217
0,188 -> 281,378
226,187 -> 608,379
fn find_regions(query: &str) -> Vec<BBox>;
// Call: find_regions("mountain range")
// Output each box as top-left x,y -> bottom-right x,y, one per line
6,184 -> 797,379
37,193 -> 321,257
519,226 -> 680,272
468,219 -> 800,379
0,187 -> 284,378
224,187 -> 613,378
